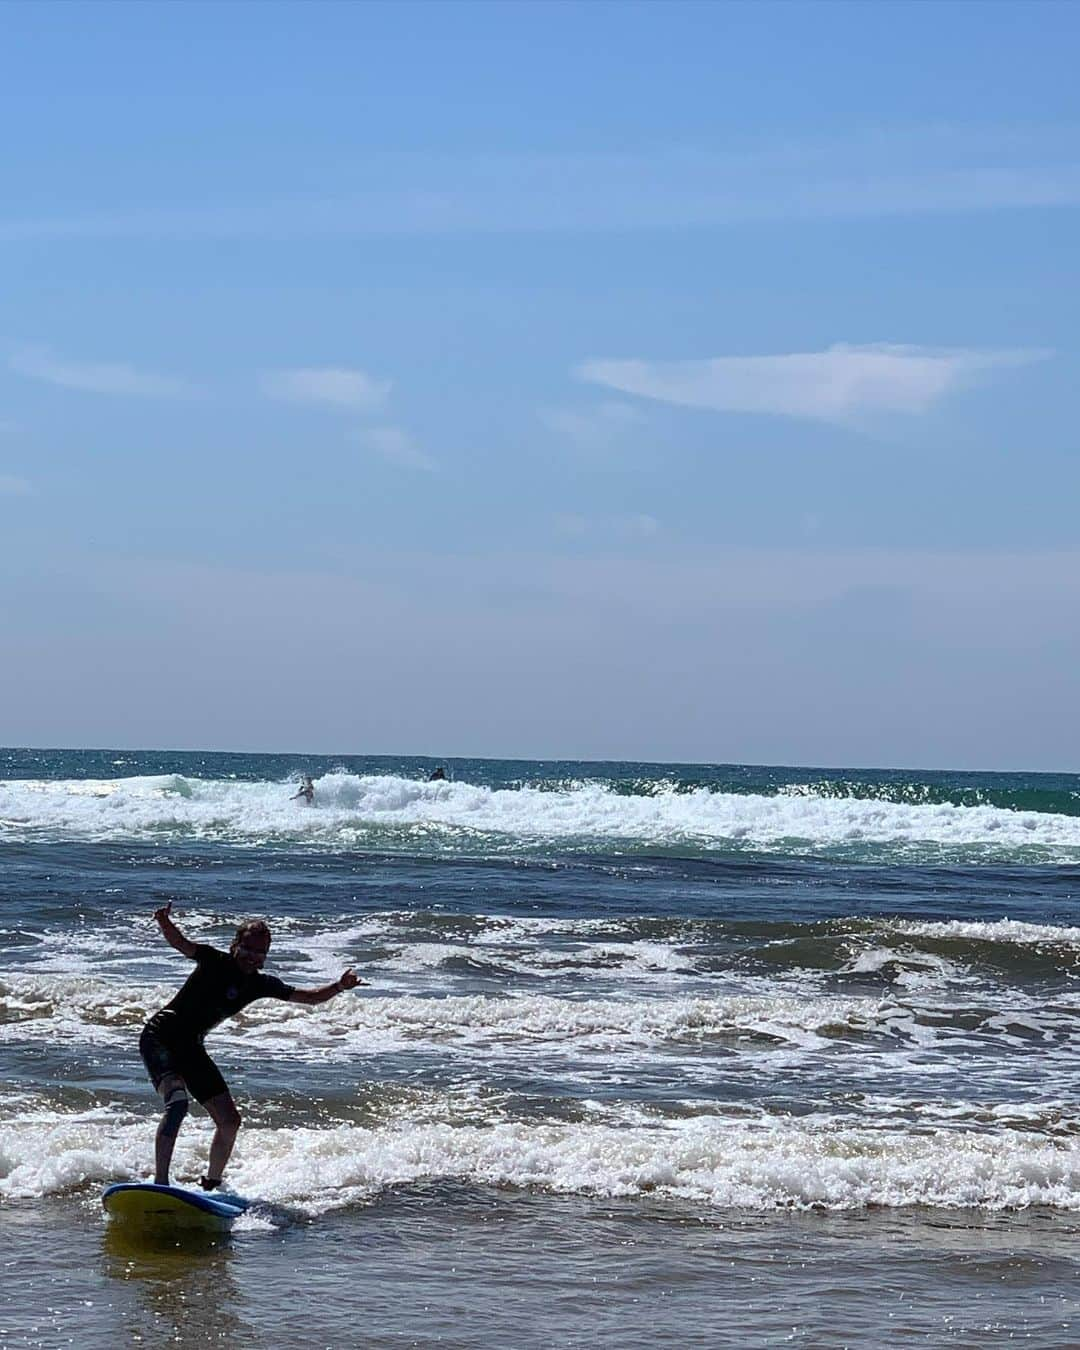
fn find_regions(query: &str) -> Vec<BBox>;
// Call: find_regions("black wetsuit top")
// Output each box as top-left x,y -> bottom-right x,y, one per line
139,945 -> 295,1102
149,944 -> 295,1044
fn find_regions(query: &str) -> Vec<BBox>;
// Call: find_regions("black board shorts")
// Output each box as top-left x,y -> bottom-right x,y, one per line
139,1016 -> 228,1104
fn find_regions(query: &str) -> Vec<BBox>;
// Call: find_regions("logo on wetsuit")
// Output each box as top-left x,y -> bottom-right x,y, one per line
226,986 -> 239,1001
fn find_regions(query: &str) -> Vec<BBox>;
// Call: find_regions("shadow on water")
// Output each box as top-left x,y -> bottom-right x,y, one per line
101,1222 -> 253,1348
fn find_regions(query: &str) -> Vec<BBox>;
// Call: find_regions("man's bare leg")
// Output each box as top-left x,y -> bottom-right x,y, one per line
201,1090 -> 242,1187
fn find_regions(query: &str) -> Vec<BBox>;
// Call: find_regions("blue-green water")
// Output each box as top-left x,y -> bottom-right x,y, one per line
3,749 -> 1080,1347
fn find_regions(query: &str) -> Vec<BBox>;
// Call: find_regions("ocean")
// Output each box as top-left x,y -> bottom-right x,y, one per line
2,748 -> 1080,1348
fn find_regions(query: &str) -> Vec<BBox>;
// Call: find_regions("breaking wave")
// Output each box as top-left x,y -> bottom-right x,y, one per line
5,1098 -> 1080,1215
3,770 -> 1080,863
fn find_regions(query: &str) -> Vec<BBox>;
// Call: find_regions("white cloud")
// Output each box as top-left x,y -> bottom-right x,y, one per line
357,425 -> 435,471
0,475 -> 33,496
578,343 -> 1048,423
539,401 -> 643,450
262,367 -> 391,410
8,347 -> 194,398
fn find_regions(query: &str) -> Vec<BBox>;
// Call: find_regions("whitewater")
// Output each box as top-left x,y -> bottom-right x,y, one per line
3,765 -> 1080,861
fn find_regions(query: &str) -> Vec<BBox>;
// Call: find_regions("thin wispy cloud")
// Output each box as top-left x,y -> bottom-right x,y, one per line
539,401 -> 643,451
262,367 -> 391,410
8,347 -> 194,398
3,128 -> 1078,241
0,475 -> 33,496
357,425 -> 435,472
578,344 -> 1048,423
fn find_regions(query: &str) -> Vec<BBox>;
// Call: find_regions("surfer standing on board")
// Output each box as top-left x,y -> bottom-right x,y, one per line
141,902 -> 362,1190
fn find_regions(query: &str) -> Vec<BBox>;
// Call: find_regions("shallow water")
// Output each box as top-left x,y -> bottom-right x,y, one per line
6,1197 -> 1080,1348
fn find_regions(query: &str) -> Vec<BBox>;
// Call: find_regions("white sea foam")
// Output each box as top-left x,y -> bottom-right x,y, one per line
4,1101 -> 1080,1214
0,973 -> 166,1045
893,918 -> 1080,946
237,1114 -> 1080,1214
528,940 -> 697,977
1,969 -> 929,1075
0,969 -> 906,1049
840,946 -> 962,990
3,771 -> 1080,856
376,935 -> 698,981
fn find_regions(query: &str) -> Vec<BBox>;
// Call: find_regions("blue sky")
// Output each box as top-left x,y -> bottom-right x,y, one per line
2,0 -> 1079,769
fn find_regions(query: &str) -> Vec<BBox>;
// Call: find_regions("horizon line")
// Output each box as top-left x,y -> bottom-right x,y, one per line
2,742 -> 1075,778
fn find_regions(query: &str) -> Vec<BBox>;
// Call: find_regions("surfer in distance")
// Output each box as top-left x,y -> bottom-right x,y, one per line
291,775 -> 315,804
141,902 -> 363,1191
428,766 -> 447,781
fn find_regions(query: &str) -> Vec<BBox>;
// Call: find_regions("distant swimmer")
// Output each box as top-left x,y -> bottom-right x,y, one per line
291,775 -> 315,804
428,767 -> 447,782
141,903 -> 364,1190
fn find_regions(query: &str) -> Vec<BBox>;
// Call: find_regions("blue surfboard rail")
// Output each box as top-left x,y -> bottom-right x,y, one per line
102,1182 -> 248,1227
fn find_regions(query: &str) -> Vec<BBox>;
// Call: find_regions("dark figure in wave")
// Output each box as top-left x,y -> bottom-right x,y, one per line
140,902 -> 362,1190
291,775 -> 315,804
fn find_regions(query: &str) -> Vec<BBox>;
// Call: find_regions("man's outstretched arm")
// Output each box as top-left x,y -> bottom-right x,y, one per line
289,969 -> 364,1006
154,901 -> 199,959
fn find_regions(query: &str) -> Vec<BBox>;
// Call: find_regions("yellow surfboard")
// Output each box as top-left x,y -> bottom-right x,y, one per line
102,1182 -> 247,1233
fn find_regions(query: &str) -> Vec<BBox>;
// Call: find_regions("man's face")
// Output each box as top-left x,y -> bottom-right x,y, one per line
234,935 -> 270,974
